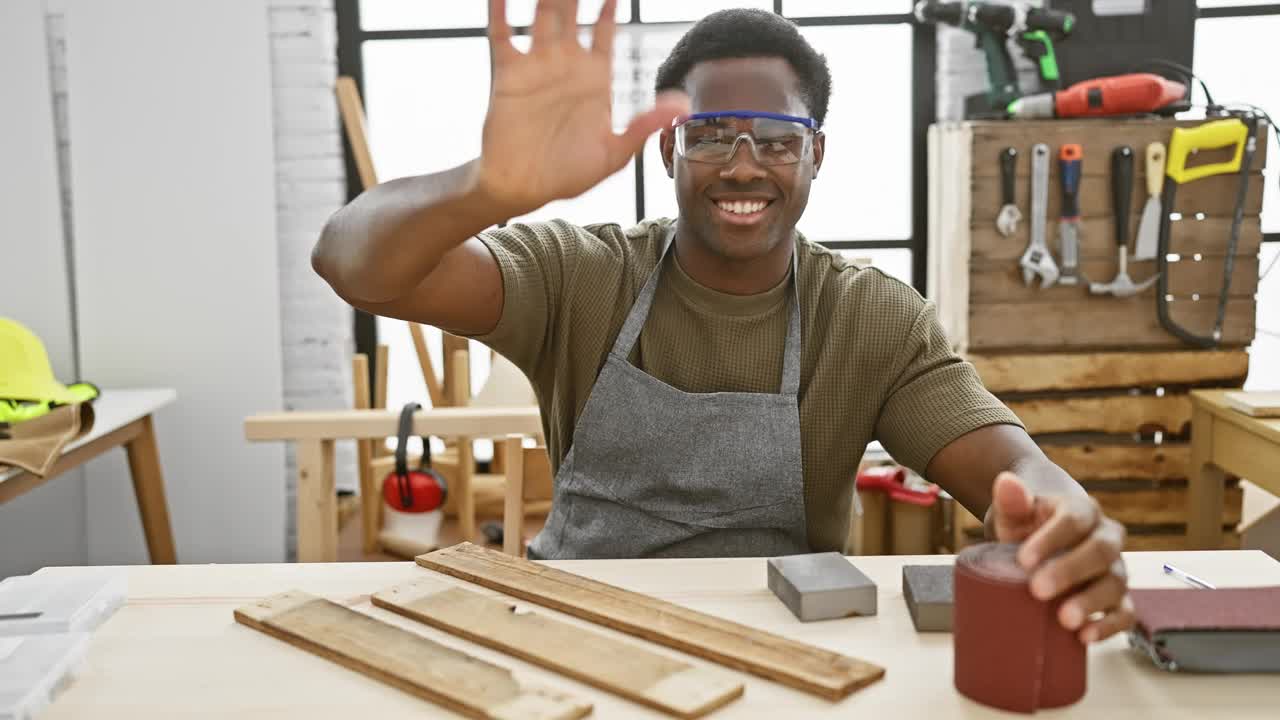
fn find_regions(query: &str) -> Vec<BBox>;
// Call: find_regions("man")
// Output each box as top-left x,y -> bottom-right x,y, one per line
313,0 -> 1133,643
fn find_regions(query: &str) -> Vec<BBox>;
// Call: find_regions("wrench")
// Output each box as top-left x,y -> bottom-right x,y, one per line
1019,143 -> 1058,287
996,147 -> 1021,237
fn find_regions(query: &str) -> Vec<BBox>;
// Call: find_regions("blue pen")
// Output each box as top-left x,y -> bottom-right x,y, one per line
1163,563 -> 1216,589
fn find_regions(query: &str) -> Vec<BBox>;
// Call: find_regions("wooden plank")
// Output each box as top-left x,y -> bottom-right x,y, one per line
952,484 -> 1239,525
1122,529 -> 1242,552
296,439 -> 338,563
234,591 -> 590,720
417,543 -> 885,701
1040,443 -> 1192,483
969,216 -> 1263,263
1007,395 -> 1192,435
1092,485 -> 1243,526
968,255 -> 1259,304
334,76 -> 377,191
958,523 -> 1243,551
373,577 -> 744,719
969,351 -> 1250,394
971,171 -> 1263,221
503,437 -> 527,557
967,296 -> 1255,351
351,354 -> 378,554
409,323 -> 445,408
244,406 -> 542,442
968,119 -> 1269,177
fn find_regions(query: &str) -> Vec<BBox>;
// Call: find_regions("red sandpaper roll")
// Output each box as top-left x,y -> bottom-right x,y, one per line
954,543 -> 1086,713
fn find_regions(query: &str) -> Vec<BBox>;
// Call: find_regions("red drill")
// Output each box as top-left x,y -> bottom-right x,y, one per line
1007,73 -> 1186,119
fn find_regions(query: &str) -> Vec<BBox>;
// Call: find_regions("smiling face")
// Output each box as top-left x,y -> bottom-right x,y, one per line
660,57 -> 825,264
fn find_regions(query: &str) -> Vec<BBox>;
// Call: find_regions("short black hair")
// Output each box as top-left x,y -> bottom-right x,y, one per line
654,9 -> 832,127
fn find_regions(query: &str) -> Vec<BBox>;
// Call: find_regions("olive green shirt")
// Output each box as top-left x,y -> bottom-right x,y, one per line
471,217 -> 1022,551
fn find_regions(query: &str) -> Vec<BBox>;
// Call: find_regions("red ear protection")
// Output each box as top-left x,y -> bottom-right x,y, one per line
381,402 -> 448,513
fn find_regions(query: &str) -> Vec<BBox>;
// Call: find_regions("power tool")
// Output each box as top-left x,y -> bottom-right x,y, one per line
914,1 -> 1075,117
1007,72 -> 1188,119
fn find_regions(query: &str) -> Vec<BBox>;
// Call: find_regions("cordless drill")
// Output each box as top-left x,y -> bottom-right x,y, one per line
914,1 -> 1075,116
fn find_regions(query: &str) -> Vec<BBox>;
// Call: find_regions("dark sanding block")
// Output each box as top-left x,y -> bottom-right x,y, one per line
767,552 -> 877,622
902,565 -> 954,632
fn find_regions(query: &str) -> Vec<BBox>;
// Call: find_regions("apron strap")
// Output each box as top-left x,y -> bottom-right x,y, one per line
608,226 -> 677,360
610,224 -> 803,398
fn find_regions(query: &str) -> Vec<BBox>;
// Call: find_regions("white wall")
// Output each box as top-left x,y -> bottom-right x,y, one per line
67,0 -> 286,564
0,0 -> 85,579
2,0 -> 352,574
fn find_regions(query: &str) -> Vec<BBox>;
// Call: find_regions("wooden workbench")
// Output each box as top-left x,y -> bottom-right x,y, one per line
1188,389 -> 1280,548
38,550 -> 1278,718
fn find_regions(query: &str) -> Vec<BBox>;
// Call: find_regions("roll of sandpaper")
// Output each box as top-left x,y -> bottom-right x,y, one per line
953,543 -> 1086,713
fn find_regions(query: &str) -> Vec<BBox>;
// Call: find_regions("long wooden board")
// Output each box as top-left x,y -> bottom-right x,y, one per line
968,119 -> 1269,177
969,216 -> 1262,262
1093,486 -> 1244,526
417,543 -> 884,700
954,486 -> 1242,529
968,256 -> 1259,304
1006,394 -> 1192,435
373,577 -> 743,719
234,591 -> 590,720
970,171 -> 1262,221
1040,443 -> 1192,483
969,351 -> 1249,394
968,296 -> 1255,351
956,522 -> 1243,551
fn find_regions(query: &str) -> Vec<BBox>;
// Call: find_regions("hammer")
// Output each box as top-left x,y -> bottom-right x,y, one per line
1090,146 -> 1158,297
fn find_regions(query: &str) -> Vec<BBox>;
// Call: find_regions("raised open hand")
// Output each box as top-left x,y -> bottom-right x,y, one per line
477,0 -> 690,217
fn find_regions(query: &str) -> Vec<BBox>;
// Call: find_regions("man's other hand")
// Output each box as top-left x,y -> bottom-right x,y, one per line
988,472 -> 1135,644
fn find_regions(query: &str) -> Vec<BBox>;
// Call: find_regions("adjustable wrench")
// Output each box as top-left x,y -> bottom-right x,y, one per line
1019,143 -> 1058,287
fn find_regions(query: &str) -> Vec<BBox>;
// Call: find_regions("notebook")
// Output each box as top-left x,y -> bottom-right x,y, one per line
1129,587 -> 1280,673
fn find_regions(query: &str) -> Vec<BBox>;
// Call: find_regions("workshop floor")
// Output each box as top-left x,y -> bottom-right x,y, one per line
337,509 -> 548,562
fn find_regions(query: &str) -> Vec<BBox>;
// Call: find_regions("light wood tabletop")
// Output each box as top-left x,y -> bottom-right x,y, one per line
1188,389 -> 1280,549
0,388 -> 177,564
37,550 -> 1278,718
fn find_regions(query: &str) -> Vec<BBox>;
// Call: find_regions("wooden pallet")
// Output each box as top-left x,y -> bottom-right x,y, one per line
928,119 -> 1266,353
955,350 -> 1249,551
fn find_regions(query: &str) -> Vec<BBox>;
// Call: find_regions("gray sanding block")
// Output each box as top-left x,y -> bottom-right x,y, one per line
766,552 -> 877,622
902,564 -> 954,632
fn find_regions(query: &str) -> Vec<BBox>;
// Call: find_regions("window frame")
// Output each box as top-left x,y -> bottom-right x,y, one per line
338,2 -> 1279,368
336,1 -> 933,362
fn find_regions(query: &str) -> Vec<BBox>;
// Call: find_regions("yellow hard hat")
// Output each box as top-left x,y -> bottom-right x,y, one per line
0,318 -> 83,404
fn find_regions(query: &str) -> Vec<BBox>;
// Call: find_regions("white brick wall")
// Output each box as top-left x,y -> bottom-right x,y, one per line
267,0 -> 356,560
45,0 -> 353,560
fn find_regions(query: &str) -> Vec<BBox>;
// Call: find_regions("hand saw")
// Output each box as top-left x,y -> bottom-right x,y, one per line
1155,116 -> 1256,348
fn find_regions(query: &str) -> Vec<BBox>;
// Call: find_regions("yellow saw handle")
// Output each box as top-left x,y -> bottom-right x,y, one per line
1166,118 -> 1248,184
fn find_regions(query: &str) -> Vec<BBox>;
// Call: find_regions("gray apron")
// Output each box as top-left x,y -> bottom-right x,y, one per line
528,228 -> 810,559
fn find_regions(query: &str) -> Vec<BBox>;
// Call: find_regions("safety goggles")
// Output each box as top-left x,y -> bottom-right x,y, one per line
673,111 -> 817,166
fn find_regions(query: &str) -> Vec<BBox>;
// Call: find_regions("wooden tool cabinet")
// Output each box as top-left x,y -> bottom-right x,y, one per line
928,119 -> 1268,551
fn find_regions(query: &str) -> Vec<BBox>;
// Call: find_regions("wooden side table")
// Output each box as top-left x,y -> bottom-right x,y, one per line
1188,389 -> 1280,549
0,388 -> 178,564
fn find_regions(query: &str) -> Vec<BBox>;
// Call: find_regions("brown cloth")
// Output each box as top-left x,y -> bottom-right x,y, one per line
953,543 -> 1086,713
0,403 -> 95,477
